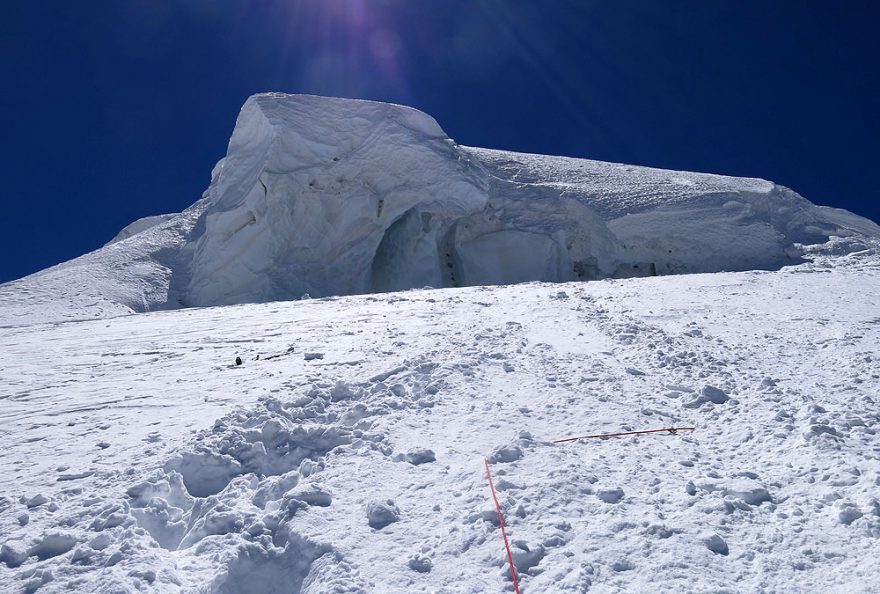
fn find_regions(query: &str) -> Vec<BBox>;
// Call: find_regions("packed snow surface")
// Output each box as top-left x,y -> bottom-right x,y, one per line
1,240 -> 879,592
1,94 -> 878,325
1,94 -> 879,592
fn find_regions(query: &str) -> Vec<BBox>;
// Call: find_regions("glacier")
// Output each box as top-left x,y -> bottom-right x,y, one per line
1,94 -> 879,593
1,93 -> 877,326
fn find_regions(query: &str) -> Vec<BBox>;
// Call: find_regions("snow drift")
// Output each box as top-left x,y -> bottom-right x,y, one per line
1,93 -> 878,324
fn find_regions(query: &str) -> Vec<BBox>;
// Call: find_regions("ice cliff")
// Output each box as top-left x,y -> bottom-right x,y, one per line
187,94 -> 488,305
1,93 -> 878,324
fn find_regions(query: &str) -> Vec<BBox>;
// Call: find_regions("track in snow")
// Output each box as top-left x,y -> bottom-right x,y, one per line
1,245 -> 879,593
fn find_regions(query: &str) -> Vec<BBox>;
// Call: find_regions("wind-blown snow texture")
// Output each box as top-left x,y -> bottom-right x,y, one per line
0,94 -> 877,326
1,94 -> 879,593
1,241 -> 879,592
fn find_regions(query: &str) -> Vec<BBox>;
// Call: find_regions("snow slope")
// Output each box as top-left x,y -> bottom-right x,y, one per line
106,214 -> 178,246
1,94 -> 878,326
1,240 -> 879,593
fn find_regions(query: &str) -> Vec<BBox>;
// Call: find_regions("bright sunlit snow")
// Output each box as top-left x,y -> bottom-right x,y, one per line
1,94 -> 876,326
1,95 -> 878,593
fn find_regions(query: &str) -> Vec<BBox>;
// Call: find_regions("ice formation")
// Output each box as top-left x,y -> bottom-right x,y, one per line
1,93 -> 878,324
1,94 -> 879,593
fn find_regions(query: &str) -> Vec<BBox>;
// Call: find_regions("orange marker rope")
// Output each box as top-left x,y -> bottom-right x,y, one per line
484,457 -> 521,594
553,426 -> 695,444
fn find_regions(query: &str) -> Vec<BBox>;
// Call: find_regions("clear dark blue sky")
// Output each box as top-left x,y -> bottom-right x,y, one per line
2,1 -> 877,283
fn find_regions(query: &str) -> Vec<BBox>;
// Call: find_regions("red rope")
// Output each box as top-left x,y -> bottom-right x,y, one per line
553,426 -> 695,444
484,458 -> 521,594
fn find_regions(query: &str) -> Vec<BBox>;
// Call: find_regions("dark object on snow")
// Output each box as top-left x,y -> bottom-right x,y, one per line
235,356 -> 242,366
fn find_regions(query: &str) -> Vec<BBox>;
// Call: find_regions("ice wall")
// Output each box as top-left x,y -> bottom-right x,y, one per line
184,94 -> 878,306
2,93 -> 878,325
185,94 -> 489,305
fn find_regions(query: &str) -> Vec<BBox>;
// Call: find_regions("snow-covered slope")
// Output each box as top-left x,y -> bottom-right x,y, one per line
1,94 -> 877,326
106,214 -> 178,246
1,242 -> 878,593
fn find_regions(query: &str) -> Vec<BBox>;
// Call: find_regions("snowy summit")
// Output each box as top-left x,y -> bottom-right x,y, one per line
1,94 -> 877,325
1,95 -> 879,593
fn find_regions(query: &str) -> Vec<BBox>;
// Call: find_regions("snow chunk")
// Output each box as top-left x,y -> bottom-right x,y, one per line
408,554 -> 432,573
488,444 -> 523,464
611,559 -> 636,572
31,532 -> 78,561
25,494 -> 50,509
697,477 -> 772,508
511,541 -> 546,575
597,488 -> 625,504
287,483 -> 333,508
701,533 -> 730,556
0,540 -> 29,568
838,502 -> 864,526
684,385 -> 730,408
700,385 -> 730,404
405,447 -> 436,465
366,499 -> 400,529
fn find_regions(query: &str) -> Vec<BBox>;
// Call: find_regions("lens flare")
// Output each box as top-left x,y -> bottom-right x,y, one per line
263,0 -> 411,101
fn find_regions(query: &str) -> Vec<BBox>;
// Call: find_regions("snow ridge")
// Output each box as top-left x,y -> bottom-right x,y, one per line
1,93 -> 878,326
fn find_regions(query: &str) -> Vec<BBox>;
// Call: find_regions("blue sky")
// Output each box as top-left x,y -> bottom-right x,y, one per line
1,1 -> 877,283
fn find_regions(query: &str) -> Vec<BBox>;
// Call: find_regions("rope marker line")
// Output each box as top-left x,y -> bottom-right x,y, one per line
483,426 -> 693,590
484,457 -> 521,594
553,426 -> 695,444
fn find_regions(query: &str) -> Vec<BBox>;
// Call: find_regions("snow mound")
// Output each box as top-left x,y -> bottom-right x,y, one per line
2,93 -> 878,325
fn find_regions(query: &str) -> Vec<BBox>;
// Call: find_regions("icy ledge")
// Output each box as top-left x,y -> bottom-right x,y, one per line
1,93 -> 879,323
